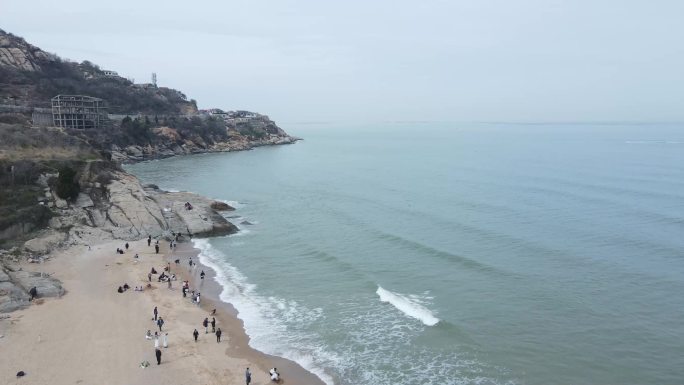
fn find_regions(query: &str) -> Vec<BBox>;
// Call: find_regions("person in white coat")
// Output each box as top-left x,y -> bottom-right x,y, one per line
163,333 -> 169,348
154,335 -> 160,349
269,368 -> 280,382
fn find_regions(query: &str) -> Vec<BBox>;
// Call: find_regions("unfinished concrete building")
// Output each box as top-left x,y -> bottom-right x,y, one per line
51,95 -> 107,129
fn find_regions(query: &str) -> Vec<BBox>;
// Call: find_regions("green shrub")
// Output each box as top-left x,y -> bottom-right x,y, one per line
55,166 -> 80,201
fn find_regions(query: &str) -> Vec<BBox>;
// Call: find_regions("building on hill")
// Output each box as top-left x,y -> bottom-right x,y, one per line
103,70 -> 119,77
51,95 -> 108,129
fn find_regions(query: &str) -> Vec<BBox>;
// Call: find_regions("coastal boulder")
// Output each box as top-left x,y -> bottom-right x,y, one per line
210,201 -> 235,211
23,230 -> 67,255
102,172 -> 167,239
8,270 -> 64,299
171,201 -> 238,237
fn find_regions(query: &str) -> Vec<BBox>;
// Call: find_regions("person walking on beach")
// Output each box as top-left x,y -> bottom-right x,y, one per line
155,348 -> 162,365
211,317 -> 216,333
148,235 -> 152,246
155,244 -> 160,254
157,317 -> 164,332
154,335 -> 160,349
203,317 -> 209,334
193,329 -> 199,342
216,328 -> 222,343
163,333 -> 168,348
196,292 -> 201,306
200,270 -> 205,280
245,367 -> 252,385
153,306 -> 158,321
125,242 -> 129,250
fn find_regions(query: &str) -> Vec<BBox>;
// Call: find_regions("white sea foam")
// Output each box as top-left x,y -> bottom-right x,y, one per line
192,239 -> 336,385
220,199 -> 244,209
230,227 -> 252,237
376,286 -> 440,326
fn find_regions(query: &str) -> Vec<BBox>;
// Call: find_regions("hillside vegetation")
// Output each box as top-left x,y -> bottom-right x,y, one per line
0,29 -> 196,115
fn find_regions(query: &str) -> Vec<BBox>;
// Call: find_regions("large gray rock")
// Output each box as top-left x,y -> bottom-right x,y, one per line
145,189 -> 238,237
0,266 -> 58,313
100,171 -> 167,239
23,230 -> 67,255
8,270 -> 64,298
210,201 -> 235,211
74,193 -> 94,208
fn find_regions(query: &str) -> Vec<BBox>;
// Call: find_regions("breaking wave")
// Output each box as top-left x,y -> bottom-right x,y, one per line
376,286 -> 440,326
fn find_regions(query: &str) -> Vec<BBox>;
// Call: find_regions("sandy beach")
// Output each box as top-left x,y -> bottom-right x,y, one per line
0,239 -> 325,385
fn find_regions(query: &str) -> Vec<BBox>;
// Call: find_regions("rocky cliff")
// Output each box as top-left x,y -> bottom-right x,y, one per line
21,160 -> 239,252
0,29 -> 196,115
111,129 -> 299,163
0,29 -> 57,72
0,157 -> 239,313
0,29 -> 299,313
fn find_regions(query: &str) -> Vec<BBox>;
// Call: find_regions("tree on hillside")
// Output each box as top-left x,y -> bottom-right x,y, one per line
55,166 -> 80,201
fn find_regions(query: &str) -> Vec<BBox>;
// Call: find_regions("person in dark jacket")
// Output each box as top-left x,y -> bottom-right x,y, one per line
157,317 -> 164,331
211,317 -> 216,333
216,328 -> 222,343
155,348 -> 162,365
29,286 -> 37,301
193,329 -> 199,342
203,317 -> 209,333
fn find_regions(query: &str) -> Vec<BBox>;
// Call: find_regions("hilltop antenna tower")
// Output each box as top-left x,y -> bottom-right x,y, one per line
152,72 -> 157,87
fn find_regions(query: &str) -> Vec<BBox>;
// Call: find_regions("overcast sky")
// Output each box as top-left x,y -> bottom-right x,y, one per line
2,0 -> 683,123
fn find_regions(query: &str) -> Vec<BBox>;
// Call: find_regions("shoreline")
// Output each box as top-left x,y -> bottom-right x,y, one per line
168,240 -> 327,385
113,135 -> 302,164
0,237 -> 325,385
0,140 -> 326,385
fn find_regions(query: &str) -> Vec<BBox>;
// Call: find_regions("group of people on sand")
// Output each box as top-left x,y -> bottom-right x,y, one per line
117,283 -> 130,293
124,236 -> 282,383
244,367 -> 280,384
194,315 -> 223,343
181,280 -> 203,305
116,283 -> 145,293
150,306 -> 167,365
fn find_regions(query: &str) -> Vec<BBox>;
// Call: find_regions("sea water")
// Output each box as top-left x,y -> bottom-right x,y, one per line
126,123 -> 684,385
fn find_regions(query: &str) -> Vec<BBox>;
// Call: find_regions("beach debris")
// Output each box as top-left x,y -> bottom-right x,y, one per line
140,360 -> 150,368
16,370 -> 25,377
